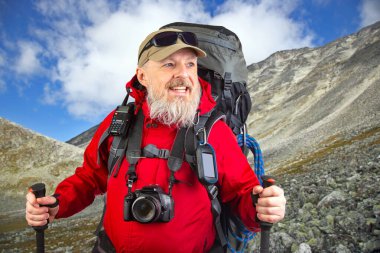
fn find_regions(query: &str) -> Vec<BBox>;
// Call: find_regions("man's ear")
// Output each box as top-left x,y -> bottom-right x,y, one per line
136,67 -> 148,88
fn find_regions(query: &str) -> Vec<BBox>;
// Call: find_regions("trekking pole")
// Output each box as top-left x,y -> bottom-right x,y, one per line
252,175 -> 276,253
29,183 -> 48,253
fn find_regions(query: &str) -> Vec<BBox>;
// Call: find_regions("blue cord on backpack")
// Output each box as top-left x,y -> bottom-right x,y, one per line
237,134 -> 265,185
225,134 -> 265,253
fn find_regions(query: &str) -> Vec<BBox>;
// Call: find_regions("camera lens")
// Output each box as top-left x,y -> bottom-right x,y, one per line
132,196 -> 161,223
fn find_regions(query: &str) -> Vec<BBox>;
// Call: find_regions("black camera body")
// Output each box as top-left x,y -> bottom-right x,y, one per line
124,185 -> 174,223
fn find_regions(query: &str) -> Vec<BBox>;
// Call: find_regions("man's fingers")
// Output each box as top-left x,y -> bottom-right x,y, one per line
26,201 -> 48,215
48,213 -> 57,223
256,205 -> 286,223
257,213 -> 283,224
257,195 -> 286,207
252,185 -> 263,195
26,212 -> 49,222
25,190 -> 59,227
25,205 -> 49,226
258,185 -> 284,198
26,218 -> 48,227
256,205 -> 285,217
25,192 -> 52,226
253,185 -> 286,224
26,192 -> 37,205
36,195 -> 57,206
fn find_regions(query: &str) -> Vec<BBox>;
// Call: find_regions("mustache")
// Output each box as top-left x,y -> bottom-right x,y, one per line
167,79 -> 192,90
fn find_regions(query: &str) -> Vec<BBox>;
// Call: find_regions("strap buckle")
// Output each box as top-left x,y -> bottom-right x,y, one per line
127,179 -> 134,188
158,149 -> 169,158
224,72 -> 232,90
143,144 -> 170,159
208,185 -> 218,200
196,127 -> 208,145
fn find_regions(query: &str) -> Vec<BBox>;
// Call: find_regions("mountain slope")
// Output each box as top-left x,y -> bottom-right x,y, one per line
66,124 -> 99,148
247,21 -> 380,172
0,117 -> 84,211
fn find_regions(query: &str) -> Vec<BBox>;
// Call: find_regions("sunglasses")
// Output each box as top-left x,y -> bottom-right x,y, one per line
138,31 -> 198,61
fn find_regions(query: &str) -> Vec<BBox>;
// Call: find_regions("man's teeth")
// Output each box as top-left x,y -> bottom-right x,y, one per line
171,87 -> 187,92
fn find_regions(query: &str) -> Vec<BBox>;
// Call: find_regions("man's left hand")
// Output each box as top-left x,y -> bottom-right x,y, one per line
252,185 -> 286,224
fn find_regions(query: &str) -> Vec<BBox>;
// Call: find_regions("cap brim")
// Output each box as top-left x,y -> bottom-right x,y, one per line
149,44 -> 206,62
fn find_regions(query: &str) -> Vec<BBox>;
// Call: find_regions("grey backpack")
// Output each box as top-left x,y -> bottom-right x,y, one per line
161,22 -> 252,136
161,23 -> 257,253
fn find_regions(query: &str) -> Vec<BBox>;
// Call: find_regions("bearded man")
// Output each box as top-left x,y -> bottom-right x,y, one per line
26,28 -> 286,253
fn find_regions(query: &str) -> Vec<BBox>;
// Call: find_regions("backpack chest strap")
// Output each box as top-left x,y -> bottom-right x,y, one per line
142,144 -> 170,159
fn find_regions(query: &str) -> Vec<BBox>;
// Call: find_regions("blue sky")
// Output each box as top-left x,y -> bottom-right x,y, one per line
0,0 -> 379,142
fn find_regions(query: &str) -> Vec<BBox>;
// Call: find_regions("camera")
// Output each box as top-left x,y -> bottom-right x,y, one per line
124,185 -> 174,223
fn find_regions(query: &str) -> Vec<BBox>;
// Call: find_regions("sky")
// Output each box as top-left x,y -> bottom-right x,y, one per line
0,0 -> 379,142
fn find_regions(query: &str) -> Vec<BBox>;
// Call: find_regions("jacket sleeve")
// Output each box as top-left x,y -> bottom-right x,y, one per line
54,111 -> 115,218
208,120 -> 261,232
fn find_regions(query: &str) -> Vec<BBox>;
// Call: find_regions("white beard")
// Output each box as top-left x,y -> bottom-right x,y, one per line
146,79 -> 201,128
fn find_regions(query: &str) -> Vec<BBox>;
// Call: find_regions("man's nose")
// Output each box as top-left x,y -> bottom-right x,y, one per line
174,63 -> 189,78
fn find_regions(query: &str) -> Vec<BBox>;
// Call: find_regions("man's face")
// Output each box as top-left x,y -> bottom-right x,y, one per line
137,48 -> 201,127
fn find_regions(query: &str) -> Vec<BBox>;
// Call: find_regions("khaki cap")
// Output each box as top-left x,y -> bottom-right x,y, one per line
138,28 -> 206,67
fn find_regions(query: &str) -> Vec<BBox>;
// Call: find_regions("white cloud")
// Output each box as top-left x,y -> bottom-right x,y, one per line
14,41 -> 43,75
210,0 -> 313,64
29,0 -> 313,121
42,82 -> 60,105
359,0 -> 380,27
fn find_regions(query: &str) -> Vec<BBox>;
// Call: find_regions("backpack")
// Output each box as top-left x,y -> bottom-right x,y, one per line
160,22 -> 265,252
161,22 -> 251,137
93,23 -> 265,253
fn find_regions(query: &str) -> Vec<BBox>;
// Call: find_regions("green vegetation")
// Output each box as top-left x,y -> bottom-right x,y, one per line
273,126 -> 380,176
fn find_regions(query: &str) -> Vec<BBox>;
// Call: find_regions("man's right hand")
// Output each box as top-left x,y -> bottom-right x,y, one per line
25,192 -> 59,226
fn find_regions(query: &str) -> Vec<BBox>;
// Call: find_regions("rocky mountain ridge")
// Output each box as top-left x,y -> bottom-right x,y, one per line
247,21 -> 380,173
0,117 -> 84,211
66,124 -> 99,148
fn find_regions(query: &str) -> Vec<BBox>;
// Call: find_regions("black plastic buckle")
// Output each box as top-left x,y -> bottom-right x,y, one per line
224,72 -> 232,90
143,145 -> 170,159
208,185 -> 218,200
224,80 -> 232,90
158,149 -> 169,158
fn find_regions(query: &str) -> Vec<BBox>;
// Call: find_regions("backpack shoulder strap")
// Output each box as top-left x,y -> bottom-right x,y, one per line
107,102 -> 135,177
185,110 -> 226,167
204,110 -> 227,139
97,126 -> 111,166
125,108 -> 144,185
94,102 -> 136,237
184,110 -> 227,248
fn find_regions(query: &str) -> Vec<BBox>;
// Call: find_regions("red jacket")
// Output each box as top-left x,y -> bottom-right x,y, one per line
54,76 -> 260,253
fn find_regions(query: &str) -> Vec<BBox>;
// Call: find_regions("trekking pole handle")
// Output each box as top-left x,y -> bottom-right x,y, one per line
29,183 -> 48,253
30,183 -> 46,198
251,175 -> 276,217
252,175 -> 276,253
